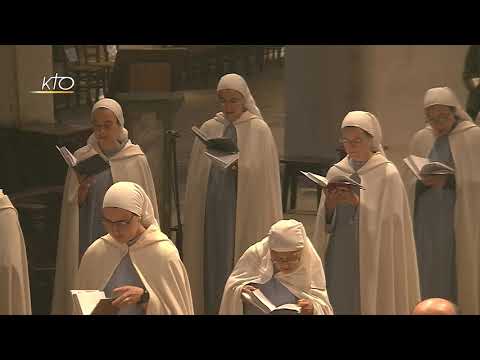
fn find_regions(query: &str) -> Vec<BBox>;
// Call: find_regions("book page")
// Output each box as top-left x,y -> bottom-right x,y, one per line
272,303 -> 301,314
205,151 -> 239,169
56,145 -> 78,167
421,162 -> 455,175
301,171 -> 328,187
252,289 -> 277,312
71,290 -> 107,315
403,157 -> 422,180
409,155 -> 430,173
329,175 -> 364,189
192,126 -> 209,143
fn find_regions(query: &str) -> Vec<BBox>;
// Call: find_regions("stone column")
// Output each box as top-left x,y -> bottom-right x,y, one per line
15,45 -> 55,126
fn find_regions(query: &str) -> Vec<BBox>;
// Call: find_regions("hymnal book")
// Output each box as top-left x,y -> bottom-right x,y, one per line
56,145 -> 110,177
192,126 -> 239,153
205,151 -> 239,170
301,171 -> 365,190
241,288 -> 301,315
403,155 -> 455,180
71,290 -> 118,315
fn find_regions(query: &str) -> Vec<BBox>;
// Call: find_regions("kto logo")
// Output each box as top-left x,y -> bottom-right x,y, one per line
31,73 -> 75,94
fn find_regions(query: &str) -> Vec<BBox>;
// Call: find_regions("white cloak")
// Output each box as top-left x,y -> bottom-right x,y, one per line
77,224 -> 194,315
406,121 -> 480,314
219,237 -> 333,315
183,111 -> 283,314
313,153 -> 420,314
51,141 -> 159,314
0,191 -> 32,315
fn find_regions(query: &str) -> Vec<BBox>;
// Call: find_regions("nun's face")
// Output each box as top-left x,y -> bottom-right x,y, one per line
92,108 -> 122,149
271,249 -> 303,274
340,127 -> 373,161
425,105 -> 456,137
218,89 -> 246,121
102,207 -> 141,243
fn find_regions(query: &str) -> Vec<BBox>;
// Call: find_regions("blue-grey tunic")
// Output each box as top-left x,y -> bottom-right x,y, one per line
414,126 -> 457,303
204,122 -> 238,315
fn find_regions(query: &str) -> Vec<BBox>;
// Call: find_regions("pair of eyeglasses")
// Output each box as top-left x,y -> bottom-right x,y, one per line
219,98 -> 242,105
93,122 -> 114,132
426,116 -> 451,125
271,253 -> 302,265
102,214 -> 135,228
339,138 -> 363,145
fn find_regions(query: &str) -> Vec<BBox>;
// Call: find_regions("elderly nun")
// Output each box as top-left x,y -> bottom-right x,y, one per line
0,189 -> 31,315
183,73 -> 283,314
76,182 -> 193,315
219,219 -> 333,315
52,98 -> 159,315
407,87 -> 480,314
313,111 -> 420,315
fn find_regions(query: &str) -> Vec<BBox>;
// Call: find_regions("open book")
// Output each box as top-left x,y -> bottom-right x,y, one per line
192,126 -> 239,153
241,288 -> 301,315
301,171 -> 365,190
403,155 -> 455,180
56,145 -> 110,177
71,290 -> 118,315
205,151 -> 239,170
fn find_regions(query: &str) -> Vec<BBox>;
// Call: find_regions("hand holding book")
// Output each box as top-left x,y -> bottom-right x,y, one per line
241,285 -> 303,315
421,174 -> 449,189
325,186 -> 359,209
77,175 -> 95,206
297,298 -> 314,315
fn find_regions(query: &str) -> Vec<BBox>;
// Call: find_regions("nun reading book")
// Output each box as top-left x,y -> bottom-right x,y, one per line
183,73 -> 282,315
52,98 -> 159,315
313,111 -> 420,315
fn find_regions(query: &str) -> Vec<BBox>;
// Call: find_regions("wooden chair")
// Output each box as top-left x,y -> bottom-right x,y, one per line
81,45 -> 116,95
63,45 -> 105,107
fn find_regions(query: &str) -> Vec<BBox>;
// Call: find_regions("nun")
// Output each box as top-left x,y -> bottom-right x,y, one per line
219,219 -> 333,315
313,111 -> 420,315
52,98 -> 159,314
77,182 -> 193,315
183,73 -> 283,314
407,87 -> 480,314
0,189 -> 32,315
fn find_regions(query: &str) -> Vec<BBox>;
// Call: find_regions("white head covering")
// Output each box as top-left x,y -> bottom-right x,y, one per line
261,219 -> 326,290
268,219 -> 305,252
89,98 -> 129,146
217,73 -> 262,118
341,111 -> 385,155
219,219 -> 332,314
423,87 -> 473,123
103,181 -> 157,228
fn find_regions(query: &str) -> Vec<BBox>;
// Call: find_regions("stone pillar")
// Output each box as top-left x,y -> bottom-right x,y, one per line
15,45 -> 55,126
357,45 -> 469,169
285,45 -> 361,160
284,45 -> 470,172
0,46 -> 19,127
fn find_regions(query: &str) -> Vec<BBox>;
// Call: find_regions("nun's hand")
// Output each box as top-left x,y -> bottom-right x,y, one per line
111,286 -> 144,307
242,284 -> 258,294
421,175 -> 447,189
325,188 -> 340,210
335,187 -> 359,207
77,176 -> 95,206
297,299 -> 314,315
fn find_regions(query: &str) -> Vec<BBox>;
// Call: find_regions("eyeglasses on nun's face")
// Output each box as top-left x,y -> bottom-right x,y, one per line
339,137 -> 364,146
270,250 -> 303,265
102,213 -> 135,229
